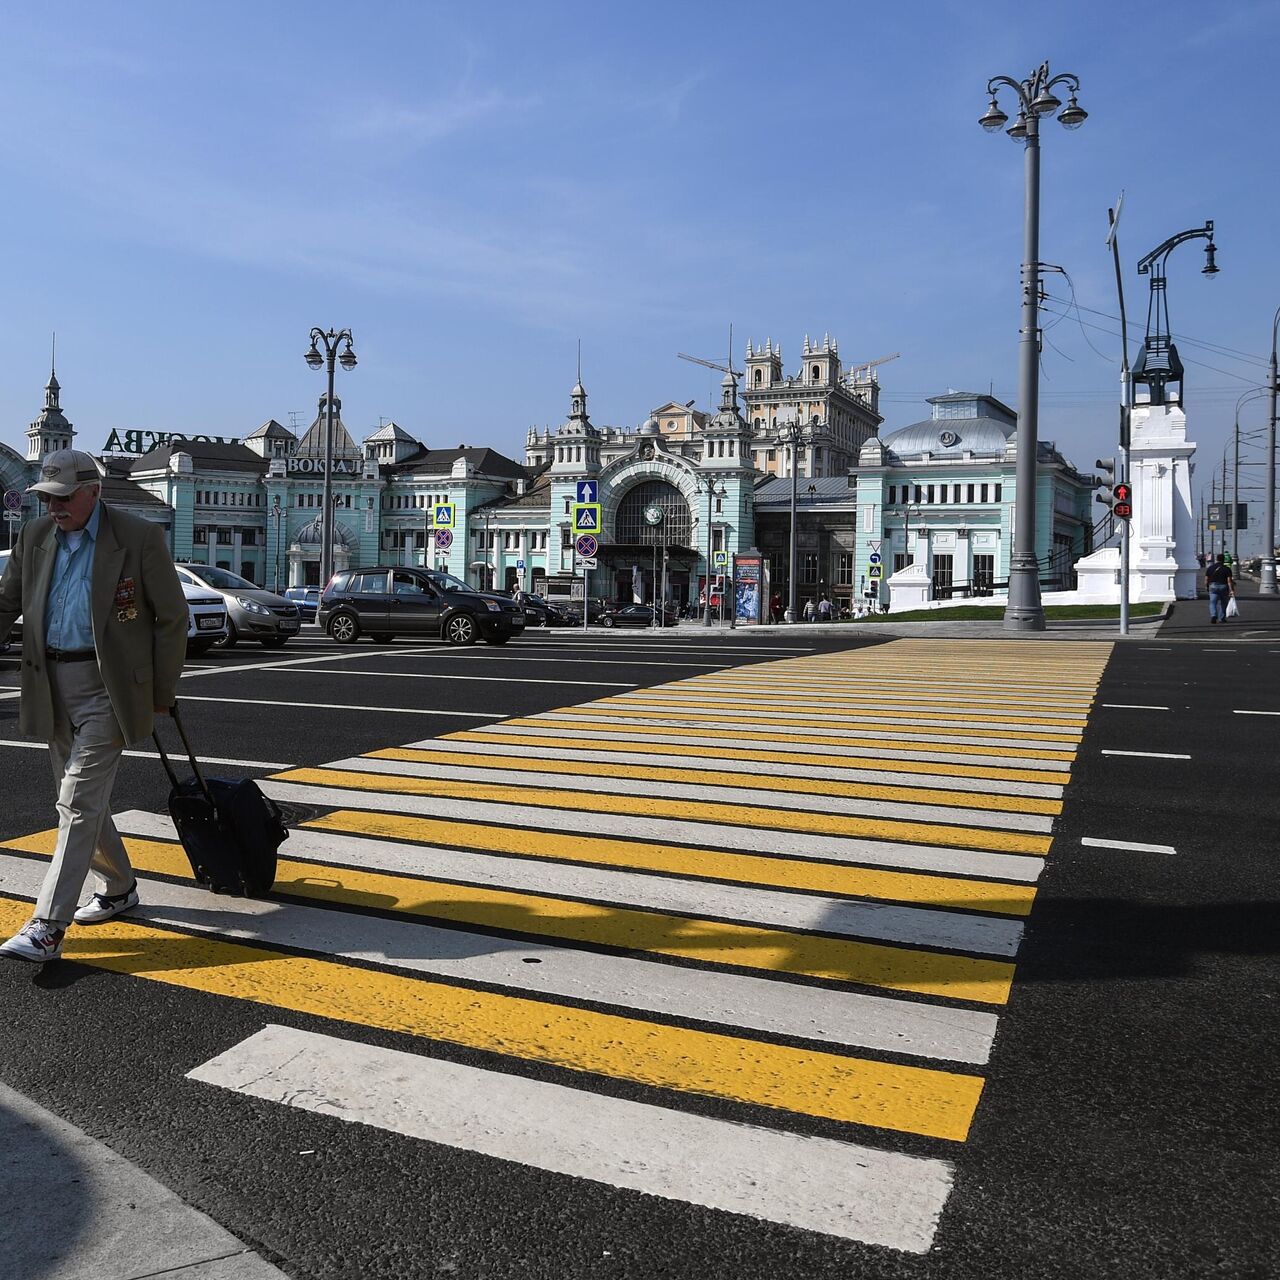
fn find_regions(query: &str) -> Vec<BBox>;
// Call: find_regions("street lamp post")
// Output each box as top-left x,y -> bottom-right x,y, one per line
694,476 -> 726,627
1261,307 -> 1280,594
774,411 -> 813,622
1233,389 -> 1266,566
979,63 -> 1087,631
271,497 -> 282,593
304,327 -> 357,592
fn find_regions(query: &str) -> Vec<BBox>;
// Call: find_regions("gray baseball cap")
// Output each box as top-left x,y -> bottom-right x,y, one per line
27,449 -> 104,498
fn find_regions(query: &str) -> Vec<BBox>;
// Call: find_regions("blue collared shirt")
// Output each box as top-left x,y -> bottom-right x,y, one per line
45,501 -> 101,652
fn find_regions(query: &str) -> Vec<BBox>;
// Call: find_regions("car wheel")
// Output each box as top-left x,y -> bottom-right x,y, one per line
601,615 -> 614,627
328,613 -> 360,644
444,613 -> 478,646
260,637 -> 288,649
484,634 -> 511,645
371,633 -> 393,645
213,620 -> 238,650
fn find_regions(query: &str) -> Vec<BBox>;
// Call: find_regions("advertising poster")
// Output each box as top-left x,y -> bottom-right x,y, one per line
733,554 -> 763,625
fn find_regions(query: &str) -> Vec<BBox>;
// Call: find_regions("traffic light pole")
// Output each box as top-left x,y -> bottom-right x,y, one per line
1109,203 -> 1131,638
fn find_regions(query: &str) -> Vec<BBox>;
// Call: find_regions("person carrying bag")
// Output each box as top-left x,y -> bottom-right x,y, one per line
1205,554 -> 1235,624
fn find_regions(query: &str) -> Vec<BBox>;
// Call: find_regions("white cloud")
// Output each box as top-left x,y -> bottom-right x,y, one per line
336,88 -> 541,146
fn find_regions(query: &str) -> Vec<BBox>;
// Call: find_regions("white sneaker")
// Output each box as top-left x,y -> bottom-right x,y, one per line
0,919 -> 66,963
73,883 -> 140,925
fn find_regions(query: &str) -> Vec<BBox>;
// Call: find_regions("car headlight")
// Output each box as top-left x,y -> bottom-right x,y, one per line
485,600 -> 502,612
235,597 -> 272,616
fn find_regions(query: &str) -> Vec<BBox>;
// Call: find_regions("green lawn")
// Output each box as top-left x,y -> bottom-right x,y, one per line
853,602 -> 1164,623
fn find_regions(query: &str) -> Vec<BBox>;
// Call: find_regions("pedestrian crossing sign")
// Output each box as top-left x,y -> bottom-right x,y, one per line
432,502 -> 455,530
868,563 -> 883,580
714,551 -> 728,567
572,502 -> 601,534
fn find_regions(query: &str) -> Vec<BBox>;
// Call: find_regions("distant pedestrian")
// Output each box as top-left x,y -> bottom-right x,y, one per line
769,591 -> 782,624
802,598 -> 817,622
0,450 -> 189,963
1205,552 -> 1235,625
817,594 -> 833,622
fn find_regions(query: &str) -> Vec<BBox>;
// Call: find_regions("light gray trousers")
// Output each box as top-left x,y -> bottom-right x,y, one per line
34,660 -> 135,928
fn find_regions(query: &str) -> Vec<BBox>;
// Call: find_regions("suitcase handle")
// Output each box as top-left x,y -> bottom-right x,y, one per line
152,701 -> 216,807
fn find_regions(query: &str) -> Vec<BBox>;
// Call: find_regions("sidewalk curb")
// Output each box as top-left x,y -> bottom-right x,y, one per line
0,1081 -> 290,1280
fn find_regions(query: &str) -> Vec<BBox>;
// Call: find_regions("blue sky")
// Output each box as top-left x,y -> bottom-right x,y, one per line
2,0 -> 1277,543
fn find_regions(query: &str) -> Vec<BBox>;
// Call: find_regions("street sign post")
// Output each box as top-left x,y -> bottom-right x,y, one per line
575,534 -> 598,558
434,529 -> 453,550
579,556 -> 598,570
575,480 -> 598,505
2,489 -> 21,513
868,563 -> 883,581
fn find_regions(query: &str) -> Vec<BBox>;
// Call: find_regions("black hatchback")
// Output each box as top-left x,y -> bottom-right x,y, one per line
319,567 -> 526,646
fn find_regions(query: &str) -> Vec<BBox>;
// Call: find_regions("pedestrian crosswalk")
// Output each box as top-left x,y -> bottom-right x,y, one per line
0,637 -> 1112,1253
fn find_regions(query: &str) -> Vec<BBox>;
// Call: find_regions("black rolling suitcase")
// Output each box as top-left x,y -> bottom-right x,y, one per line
153,702 -> 287,896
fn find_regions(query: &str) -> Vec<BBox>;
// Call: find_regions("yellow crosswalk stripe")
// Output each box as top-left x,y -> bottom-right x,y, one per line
492,718 -> 1079,761
446,731 -> 1072,784
273,767 -> 1053,855
302,809 -> 1037,925
539,706 -> 1083,743
4,830 -> 1018,1001
0,894 -> 983,1142
368,748 -> 1063,816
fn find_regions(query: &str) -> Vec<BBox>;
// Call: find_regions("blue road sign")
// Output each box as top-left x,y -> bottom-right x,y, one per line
869,552 -> 882,565
575,534 -> 598,558
572,503 -> 601,534
432,503 -> 455,529
516,559 -> 525,570
435,529 -> 453,550
576,480 -> 598,504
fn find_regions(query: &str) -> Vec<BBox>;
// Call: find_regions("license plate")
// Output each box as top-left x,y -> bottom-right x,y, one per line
279,621 -> 300,633
196,615 -> 224,630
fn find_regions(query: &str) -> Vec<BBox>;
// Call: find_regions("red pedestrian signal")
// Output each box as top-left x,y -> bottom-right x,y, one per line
1114,481 -> 1132,520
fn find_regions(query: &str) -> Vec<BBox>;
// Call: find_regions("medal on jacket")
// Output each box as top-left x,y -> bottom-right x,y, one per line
114,576 -> 138,622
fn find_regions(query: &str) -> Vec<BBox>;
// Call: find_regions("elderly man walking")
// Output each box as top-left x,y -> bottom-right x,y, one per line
0,449 -> 188,962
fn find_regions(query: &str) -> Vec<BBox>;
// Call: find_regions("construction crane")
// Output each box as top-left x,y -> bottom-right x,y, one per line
842,352 -> 900,386
678,324 -> 742,384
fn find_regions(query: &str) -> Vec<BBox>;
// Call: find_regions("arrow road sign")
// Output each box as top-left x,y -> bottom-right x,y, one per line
869,552 -> 882,565
435,529 -> 453,550
572,503 -> 601,534
576,480 -> 598,504
575,534 -> 598,557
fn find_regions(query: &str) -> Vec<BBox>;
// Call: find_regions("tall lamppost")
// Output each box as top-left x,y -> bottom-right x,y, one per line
304,328 -> 357,592
1261,307 -> 1280,593
774,411 -> 814,622
1234,388 -> 1267,566
979,63 -> 1088,631
694,475 -> 726,627
271,497 -> 283,593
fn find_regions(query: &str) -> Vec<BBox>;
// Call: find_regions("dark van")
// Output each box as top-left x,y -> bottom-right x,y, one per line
319,566 -> 525,646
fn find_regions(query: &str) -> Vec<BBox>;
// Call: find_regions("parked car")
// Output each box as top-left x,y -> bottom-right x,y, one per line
173,564 -> 300,649
598,602 -> 680,628
183,582 -> 228,654
0,551 -> 18,653
561,597 -> 609,624
284,586 -> 322,621
319,566 -> 526,646
509,591 -> 573,627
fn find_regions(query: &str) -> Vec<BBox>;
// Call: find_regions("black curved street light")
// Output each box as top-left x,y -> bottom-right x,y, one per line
980,62 -> 1087,631
304,327 -> 357,591
774,411 -> 816,622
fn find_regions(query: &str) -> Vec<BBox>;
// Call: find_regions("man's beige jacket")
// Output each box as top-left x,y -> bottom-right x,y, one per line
0,502 -> 189,745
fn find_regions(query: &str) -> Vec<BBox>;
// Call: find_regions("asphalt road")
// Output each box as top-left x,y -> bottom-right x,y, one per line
0,623 -> 1275,1280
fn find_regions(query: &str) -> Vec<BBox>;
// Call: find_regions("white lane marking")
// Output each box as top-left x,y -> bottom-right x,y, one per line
431,653 -> 731,669
324,755 -> 1054,837
0,739 -> 291,769
516,640 -> 815,654
397,739 -> 1065,798
0,690 -> 21,700
178,647 -> 441,680
115,810 -> 1000,1063
463,721 -> 1075,771
258,779 -> 1048,883
274,669 -> 637,689
1101,704 -> 1169,711
175,695 -> 503,719
610,694 -> 1089,724
0,854 -> 985,1061
1139,647 -> 1172,651
190,1025 -> 954,1253
1100,750 -> 1191,760
1233,710 -> 1280,716
1081,837 -> 1177,855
